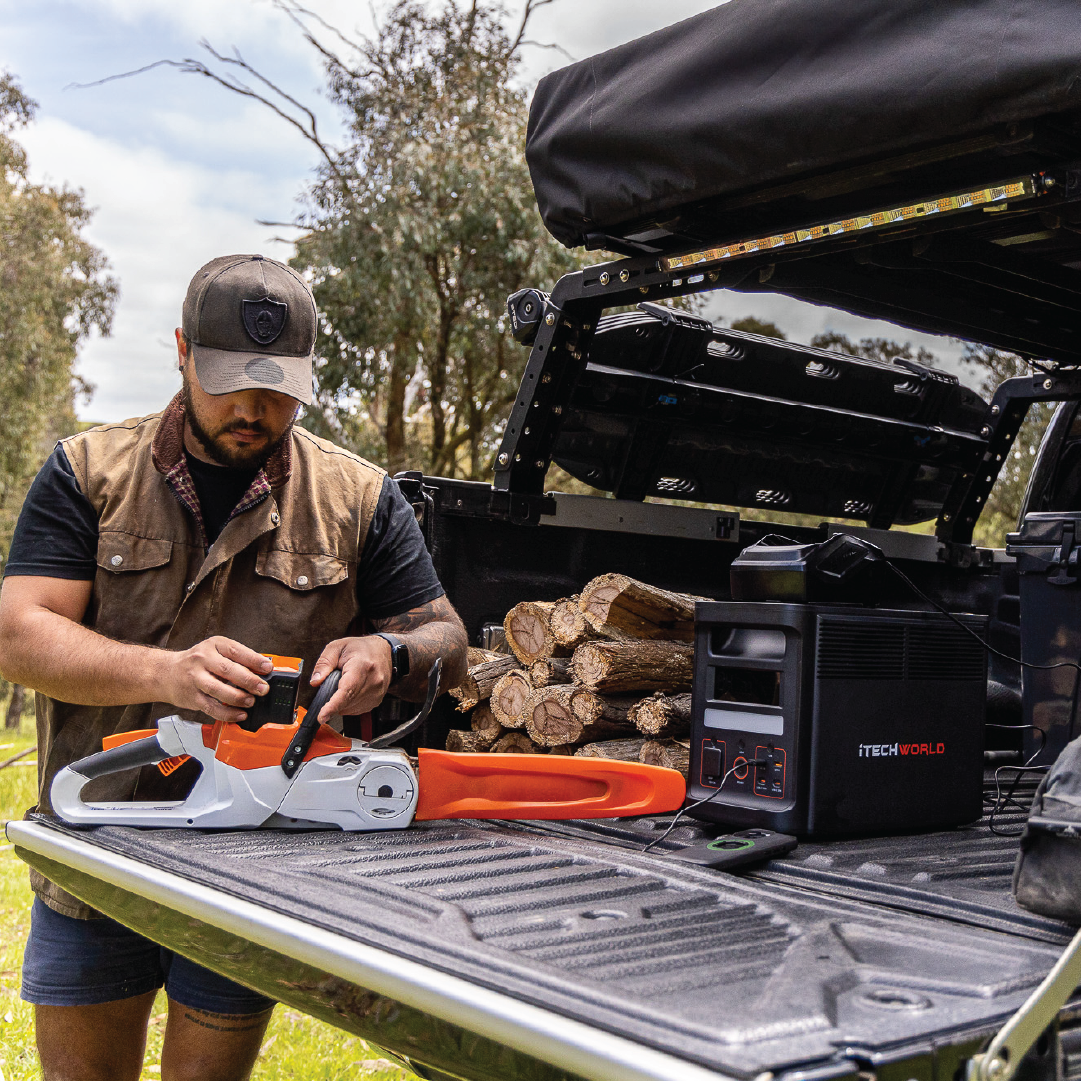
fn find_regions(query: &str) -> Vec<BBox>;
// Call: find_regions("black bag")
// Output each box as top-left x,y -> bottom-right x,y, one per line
1013,737 -> 1081,923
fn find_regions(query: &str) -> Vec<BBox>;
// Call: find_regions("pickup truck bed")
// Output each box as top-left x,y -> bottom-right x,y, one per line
8,777 -> 1074,1081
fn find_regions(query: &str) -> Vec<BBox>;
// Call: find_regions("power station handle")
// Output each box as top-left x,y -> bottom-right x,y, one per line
281,670 -> 341,778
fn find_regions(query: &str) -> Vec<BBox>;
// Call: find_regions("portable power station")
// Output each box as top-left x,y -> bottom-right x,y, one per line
688,600 -> 988,836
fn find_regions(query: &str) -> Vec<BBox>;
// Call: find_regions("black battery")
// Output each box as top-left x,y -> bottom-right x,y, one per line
688,601 -> 988,837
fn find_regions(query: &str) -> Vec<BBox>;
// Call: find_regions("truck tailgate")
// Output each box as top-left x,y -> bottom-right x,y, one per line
7,814 -> 1071,1081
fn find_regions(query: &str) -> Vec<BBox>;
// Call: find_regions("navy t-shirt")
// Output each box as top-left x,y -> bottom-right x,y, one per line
5,444 -> 444,621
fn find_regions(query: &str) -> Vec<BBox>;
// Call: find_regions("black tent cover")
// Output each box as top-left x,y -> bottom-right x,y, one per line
527,0 -> 1081,250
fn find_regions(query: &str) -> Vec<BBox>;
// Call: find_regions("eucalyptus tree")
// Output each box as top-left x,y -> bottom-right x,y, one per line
0,72 -> 116,555
0,72 -> 116,726
149,1 -> 579,477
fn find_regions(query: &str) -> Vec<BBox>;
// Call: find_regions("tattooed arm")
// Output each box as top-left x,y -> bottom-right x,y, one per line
309,594 -> 468,719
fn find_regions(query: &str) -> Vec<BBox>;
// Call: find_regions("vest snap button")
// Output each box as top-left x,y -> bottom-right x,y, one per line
271,511 -> 280,525
110,555 -> 123,567
186,582 -> 195,593
296,575 -> 309,587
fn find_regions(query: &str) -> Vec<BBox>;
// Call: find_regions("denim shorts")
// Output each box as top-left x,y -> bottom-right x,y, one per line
21,898 -> 275,1014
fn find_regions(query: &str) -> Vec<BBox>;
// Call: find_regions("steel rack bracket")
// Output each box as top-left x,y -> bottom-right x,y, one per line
938,369 -> 1081,547
966,926 -> 1081,1081
492,255 -> 754,502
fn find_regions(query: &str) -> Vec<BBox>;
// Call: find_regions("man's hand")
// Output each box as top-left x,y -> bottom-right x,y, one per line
310,636 -> 393,721
163,637 -> 273,724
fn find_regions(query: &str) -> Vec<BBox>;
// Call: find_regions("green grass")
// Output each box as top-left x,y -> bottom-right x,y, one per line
0,700 -> 415,1080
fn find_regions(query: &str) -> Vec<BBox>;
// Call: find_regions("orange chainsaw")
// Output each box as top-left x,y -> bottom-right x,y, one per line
50,656 -> 686,830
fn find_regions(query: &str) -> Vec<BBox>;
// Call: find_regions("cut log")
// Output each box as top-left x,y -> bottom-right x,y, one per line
522,685 -> 576,747
548,744 -> 577,755
549,597 -> 597,649
640,739 -> 691,776
629,692 -> 693,738
449,654 -> 521,712
470,703 -> 505,745
570,689 -> 641,726
529,657 -> 573,687
574,738 -> 648,762
579,574 -> 699,642
504,601 -> 570,665
525,685 -> 634,747
572,639 -> 694,694
490,670 -> 533,728
467,646 -> 501,666
491,731 -> 540,754
446,730 -> 496,753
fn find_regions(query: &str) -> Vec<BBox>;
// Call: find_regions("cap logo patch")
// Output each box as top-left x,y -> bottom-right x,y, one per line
245,357 -> 286,385
242,297 -> 288,345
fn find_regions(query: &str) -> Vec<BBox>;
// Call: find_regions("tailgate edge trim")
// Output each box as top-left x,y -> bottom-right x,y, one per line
6,820 -> 730,1081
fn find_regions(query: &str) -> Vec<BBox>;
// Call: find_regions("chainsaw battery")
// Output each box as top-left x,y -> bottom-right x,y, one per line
239,655 -> 303,732
688,601 -> 988,837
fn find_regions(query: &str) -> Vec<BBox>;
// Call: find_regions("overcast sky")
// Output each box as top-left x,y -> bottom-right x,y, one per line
2,0 -> 968,423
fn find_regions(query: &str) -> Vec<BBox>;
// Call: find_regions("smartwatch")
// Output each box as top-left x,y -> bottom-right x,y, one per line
373,632 -> 410,683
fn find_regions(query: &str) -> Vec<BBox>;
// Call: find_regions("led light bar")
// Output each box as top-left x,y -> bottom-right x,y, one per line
663,176 -> 1038,272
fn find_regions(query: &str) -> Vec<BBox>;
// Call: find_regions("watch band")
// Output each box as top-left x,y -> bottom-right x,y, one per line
373,632 -> 409,682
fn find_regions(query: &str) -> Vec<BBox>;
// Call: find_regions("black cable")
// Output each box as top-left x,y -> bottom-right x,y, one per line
882,558 -> 1081,678
985,723 -> 1046,764
989,764 -> 1050,837
643,758 -> 768,853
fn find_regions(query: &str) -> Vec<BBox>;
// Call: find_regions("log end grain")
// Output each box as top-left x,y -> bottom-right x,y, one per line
491,732 -> 540,754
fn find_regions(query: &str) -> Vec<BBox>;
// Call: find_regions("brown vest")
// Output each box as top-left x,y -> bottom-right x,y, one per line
31,396 -> 384,917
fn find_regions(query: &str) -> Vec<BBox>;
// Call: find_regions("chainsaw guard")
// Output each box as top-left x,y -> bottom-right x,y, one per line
414,750 -> 687,820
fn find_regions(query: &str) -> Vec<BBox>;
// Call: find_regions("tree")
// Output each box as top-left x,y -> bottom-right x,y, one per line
146,1 -> 579,478
960,344 -> 1052,548
729,316 -> 786,340
808,331 -> 938,367
0,72 -> 117,726
0,72 -> 115,554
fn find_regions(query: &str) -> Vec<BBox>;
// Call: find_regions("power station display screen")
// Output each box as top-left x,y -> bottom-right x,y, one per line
705,666 -> 784,736
714,667 -> 781,707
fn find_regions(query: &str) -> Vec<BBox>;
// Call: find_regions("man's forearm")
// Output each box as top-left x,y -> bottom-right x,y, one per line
0,577 -> 273,723
0,603 -> 172,706
371,597 -> 469,701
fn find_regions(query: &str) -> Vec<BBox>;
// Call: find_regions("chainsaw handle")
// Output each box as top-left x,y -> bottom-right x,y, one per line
66,734 -> 171,780
281,670 -> 340,777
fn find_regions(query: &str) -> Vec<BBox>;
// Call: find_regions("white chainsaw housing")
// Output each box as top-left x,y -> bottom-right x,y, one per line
50,715 -> 420,831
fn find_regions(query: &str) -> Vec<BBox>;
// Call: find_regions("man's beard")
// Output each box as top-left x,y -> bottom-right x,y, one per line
182,376 -> 294,469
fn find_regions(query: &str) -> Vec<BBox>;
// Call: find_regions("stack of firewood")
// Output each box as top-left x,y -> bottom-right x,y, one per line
444,574 -> 698,776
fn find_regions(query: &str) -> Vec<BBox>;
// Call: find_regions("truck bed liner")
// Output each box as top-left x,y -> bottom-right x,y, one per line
10,806 -> 1071,1081
524,778 -> 1069,945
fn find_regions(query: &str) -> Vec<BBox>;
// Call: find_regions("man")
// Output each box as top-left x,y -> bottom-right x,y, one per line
0,253 -> 468,1081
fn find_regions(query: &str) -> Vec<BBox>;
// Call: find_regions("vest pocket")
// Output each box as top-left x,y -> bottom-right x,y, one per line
97,533 -> 174,573
255,549 -> 350,591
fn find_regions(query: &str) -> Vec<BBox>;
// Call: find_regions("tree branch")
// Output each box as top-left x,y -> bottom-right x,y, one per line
507,0 -> 560,59
70,43 -> 352,196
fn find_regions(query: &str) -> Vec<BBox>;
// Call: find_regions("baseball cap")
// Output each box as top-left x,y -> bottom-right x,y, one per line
181,254 -> 316,404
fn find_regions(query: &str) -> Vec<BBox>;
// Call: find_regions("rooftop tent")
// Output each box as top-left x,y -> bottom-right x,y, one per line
525,0 -> 1081,364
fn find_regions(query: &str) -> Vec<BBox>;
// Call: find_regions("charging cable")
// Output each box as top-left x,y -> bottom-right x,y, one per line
989,764 -> 1051,837
643,758 -> 769,852
879,553 -> 1081,678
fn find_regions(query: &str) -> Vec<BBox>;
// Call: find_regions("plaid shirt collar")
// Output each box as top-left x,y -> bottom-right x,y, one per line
151,393 -> 292,547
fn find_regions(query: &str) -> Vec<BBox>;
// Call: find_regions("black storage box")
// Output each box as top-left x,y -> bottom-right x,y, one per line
1006,512 -> 1081,765
689,600 -> 988,837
